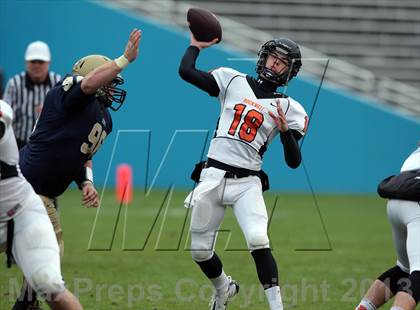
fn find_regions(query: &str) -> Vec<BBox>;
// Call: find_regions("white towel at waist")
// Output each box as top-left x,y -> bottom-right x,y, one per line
184,167 -> 226,208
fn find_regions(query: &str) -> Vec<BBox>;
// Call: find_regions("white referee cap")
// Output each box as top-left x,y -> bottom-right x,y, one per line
25,41 -> 51,62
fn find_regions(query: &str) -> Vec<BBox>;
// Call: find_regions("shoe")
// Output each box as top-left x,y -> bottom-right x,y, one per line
209,276 -> 240,310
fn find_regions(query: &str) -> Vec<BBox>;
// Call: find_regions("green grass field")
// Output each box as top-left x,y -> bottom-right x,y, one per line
1,189 -> 396,309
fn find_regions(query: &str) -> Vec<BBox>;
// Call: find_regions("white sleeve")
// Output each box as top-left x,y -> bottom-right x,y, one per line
211,67 -> 243,105
0,100 -> 14,141
286,98 -> 308,136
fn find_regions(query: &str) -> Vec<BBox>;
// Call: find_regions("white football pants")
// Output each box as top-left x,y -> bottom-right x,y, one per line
387,199 -> 420,273
187,167 -> 270,262
0,191 -> 65,298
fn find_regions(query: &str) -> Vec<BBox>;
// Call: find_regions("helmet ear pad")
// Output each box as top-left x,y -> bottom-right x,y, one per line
256,38 -> 302,86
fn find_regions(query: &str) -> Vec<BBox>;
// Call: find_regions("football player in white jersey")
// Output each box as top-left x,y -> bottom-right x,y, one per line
356,144 -> 420,310
0,99 -> 83,310
179,33 -> 308,310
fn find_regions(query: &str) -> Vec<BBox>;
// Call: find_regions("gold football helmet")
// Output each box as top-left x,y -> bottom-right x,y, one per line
72,54 -> 126,111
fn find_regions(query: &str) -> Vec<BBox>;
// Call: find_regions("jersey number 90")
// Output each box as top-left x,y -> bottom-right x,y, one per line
80,123 -> 107,156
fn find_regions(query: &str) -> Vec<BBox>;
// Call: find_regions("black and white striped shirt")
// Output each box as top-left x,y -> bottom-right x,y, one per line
2,71 -> 61,145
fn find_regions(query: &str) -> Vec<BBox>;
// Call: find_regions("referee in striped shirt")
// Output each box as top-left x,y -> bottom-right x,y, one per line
3,41 -> 61,149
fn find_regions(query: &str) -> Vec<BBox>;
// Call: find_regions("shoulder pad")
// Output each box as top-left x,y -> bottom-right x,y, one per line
62,75 -> 84,92
211,67 -> 244,77
288,97 -> 306,114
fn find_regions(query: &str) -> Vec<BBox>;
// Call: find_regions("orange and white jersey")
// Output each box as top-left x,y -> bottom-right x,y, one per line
208,67 -> 308,171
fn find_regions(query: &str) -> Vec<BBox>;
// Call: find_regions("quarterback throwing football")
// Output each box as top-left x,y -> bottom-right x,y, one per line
179,33 -> 308,310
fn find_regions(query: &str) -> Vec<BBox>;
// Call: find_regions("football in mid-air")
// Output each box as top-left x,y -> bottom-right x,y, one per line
187,7 -> 222,43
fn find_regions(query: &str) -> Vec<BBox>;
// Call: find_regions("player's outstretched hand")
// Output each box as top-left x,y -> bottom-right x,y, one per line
124,28 -> 142,62
269,99 -> 289,133
82,182 -> 99,208
190,33 -> 219,50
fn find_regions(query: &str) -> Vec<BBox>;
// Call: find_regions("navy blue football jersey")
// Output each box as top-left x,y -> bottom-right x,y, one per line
19,75 -> 113,197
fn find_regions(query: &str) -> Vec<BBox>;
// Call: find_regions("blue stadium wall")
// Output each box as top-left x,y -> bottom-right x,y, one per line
1,0 -> 418,193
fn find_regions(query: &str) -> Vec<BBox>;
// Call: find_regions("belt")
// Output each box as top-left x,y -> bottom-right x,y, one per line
206,158 -> 260,179
0,161 -> 18,180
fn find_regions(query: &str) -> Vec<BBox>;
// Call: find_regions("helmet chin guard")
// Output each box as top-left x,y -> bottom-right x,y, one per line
96,76 -> 126,111
256,38 -> 302,86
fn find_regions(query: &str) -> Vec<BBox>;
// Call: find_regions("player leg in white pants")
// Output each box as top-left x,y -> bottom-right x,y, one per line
190,185 -> 226,262
231,176 -> 284,310
355,200 -> 420,310
189,174 -> 284,309
189,178 -> 238,310
388,199 -> 420,310
1,195 -> 82,310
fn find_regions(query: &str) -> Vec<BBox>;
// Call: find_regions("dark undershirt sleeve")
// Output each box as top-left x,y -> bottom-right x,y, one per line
178,46 -> 220,97
280,129 -> 302,169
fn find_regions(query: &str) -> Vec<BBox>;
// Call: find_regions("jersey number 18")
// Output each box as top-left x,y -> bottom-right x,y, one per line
228,104 -> 264,143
